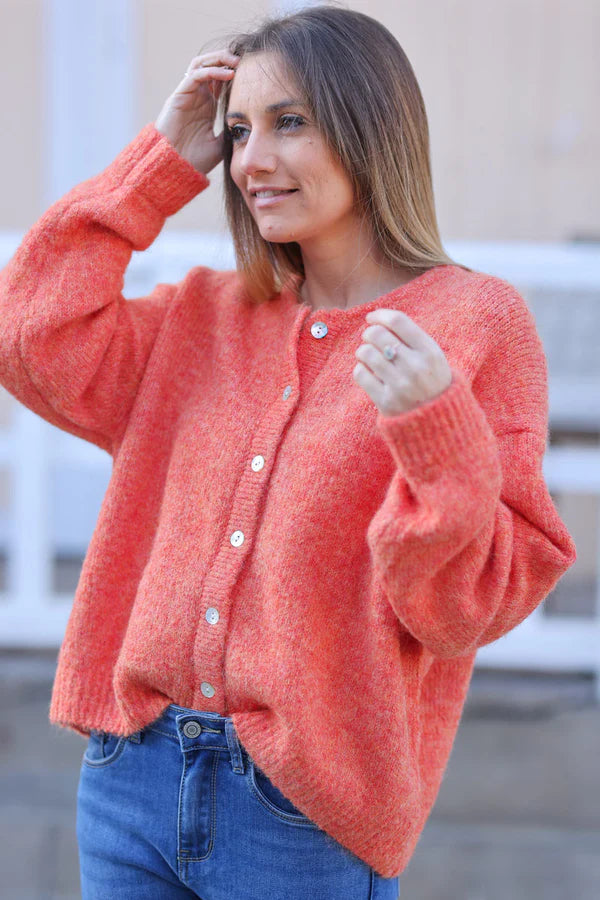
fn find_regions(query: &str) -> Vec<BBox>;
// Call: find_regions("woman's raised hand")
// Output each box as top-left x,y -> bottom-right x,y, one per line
154,50 -> 240,175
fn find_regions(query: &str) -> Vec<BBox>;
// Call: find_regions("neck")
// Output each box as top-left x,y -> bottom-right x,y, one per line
299,262 -> 421,311
296,233 -> 421,311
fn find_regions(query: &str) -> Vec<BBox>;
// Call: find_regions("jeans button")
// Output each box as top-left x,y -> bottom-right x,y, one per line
183,721 -> 202,738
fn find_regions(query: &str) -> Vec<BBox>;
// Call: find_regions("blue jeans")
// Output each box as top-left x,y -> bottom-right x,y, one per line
76,703 -> 401,899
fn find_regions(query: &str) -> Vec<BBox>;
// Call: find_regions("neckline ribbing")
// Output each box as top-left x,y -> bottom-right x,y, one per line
282,264 -> 454,321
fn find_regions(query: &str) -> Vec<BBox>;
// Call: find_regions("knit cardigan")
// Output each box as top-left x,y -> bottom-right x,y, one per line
0,123 -> 577,879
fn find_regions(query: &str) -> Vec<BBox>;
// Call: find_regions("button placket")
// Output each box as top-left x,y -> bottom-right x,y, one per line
197,314 -> 329,705
204,450 -> 266,628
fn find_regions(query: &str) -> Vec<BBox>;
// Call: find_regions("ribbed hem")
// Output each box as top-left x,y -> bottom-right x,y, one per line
49,657 -> 119,738
48,655 -> 169,740
375,367 -> 498,482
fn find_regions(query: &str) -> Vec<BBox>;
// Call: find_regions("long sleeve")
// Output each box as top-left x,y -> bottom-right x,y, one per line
0,123 -> 209,454
366,280 -> 577,659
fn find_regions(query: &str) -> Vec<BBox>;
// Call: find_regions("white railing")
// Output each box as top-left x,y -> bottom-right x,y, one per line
0,234 -> 598,698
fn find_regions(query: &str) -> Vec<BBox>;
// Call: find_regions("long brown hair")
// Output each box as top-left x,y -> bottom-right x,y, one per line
210,3 -> 470,304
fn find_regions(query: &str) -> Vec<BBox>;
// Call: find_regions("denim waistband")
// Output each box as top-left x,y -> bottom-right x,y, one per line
140,703 -> 248,774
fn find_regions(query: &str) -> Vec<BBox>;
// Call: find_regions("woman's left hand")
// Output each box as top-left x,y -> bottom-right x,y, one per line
353,308 -> 453,416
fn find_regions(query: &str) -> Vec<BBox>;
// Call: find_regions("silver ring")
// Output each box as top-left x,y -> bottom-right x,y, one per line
383,344 -> 398,361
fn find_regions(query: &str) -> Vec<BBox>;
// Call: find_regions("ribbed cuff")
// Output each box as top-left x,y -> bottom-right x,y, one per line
375,367 -> 498,482
107,123 -> 210,218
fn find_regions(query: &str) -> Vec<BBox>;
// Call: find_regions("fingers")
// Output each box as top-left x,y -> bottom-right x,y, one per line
191,49 -> 240,67
184,50 -> 240,80
178,67 -> 235,105
183,65 -> 236,83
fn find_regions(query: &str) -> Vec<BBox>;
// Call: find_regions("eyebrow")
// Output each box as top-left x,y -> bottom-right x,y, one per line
225,98 -> 306,121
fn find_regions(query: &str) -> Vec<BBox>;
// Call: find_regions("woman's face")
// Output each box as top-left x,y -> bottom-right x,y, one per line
225,52 -> 357,247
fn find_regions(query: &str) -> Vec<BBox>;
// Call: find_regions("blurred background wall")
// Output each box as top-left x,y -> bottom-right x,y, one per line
0,2 -> 598,898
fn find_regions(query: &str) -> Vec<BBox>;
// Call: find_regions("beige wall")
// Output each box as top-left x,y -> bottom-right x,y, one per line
0,0 -> 598,239
0,0 -> 43,231
365,0 -> 599,242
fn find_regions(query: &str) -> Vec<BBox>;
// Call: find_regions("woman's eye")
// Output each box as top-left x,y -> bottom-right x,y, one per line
278,114 -> 304,131
228,115 -> 304,143
227,125 -> 247,143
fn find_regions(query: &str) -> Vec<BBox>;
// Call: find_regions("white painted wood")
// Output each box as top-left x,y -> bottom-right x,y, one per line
10,407 -> 52,608
543,447 -> 600,492
476,619 -> 600,670
444,240 -> 600,290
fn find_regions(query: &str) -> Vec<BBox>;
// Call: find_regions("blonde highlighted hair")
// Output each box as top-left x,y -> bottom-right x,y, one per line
210,3 -> 470,304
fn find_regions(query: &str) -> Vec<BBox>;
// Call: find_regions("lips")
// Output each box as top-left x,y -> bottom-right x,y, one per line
252,189 -> 299,208
252,189 -> 297,197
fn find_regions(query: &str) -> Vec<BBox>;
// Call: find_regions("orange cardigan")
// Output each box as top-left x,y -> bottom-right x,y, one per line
0,123 -> 576,878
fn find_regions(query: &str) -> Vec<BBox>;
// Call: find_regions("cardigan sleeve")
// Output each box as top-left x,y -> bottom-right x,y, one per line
366,279 -> 577,659
0,123 -> 209,455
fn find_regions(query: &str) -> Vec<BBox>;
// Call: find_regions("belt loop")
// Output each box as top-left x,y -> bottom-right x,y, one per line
224,718 -> 245,774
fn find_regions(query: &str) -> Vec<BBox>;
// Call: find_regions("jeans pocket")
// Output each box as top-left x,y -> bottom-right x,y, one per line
246,758 -> 319,828
82,729 -> 128,769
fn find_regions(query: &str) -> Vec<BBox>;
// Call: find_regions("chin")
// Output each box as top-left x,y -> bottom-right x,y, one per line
257,227 -> 299,244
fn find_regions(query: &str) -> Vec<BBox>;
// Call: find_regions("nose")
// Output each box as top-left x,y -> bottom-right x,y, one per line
238,129 -> 277,177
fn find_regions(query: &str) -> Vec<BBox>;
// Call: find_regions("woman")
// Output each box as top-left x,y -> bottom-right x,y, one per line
0,5 -> 576,898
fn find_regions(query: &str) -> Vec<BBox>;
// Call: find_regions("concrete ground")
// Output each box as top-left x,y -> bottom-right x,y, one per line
1,650 -> 598,900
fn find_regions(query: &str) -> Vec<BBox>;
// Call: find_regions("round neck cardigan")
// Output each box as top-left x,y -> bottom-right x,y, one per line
0,123 -> 577,879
